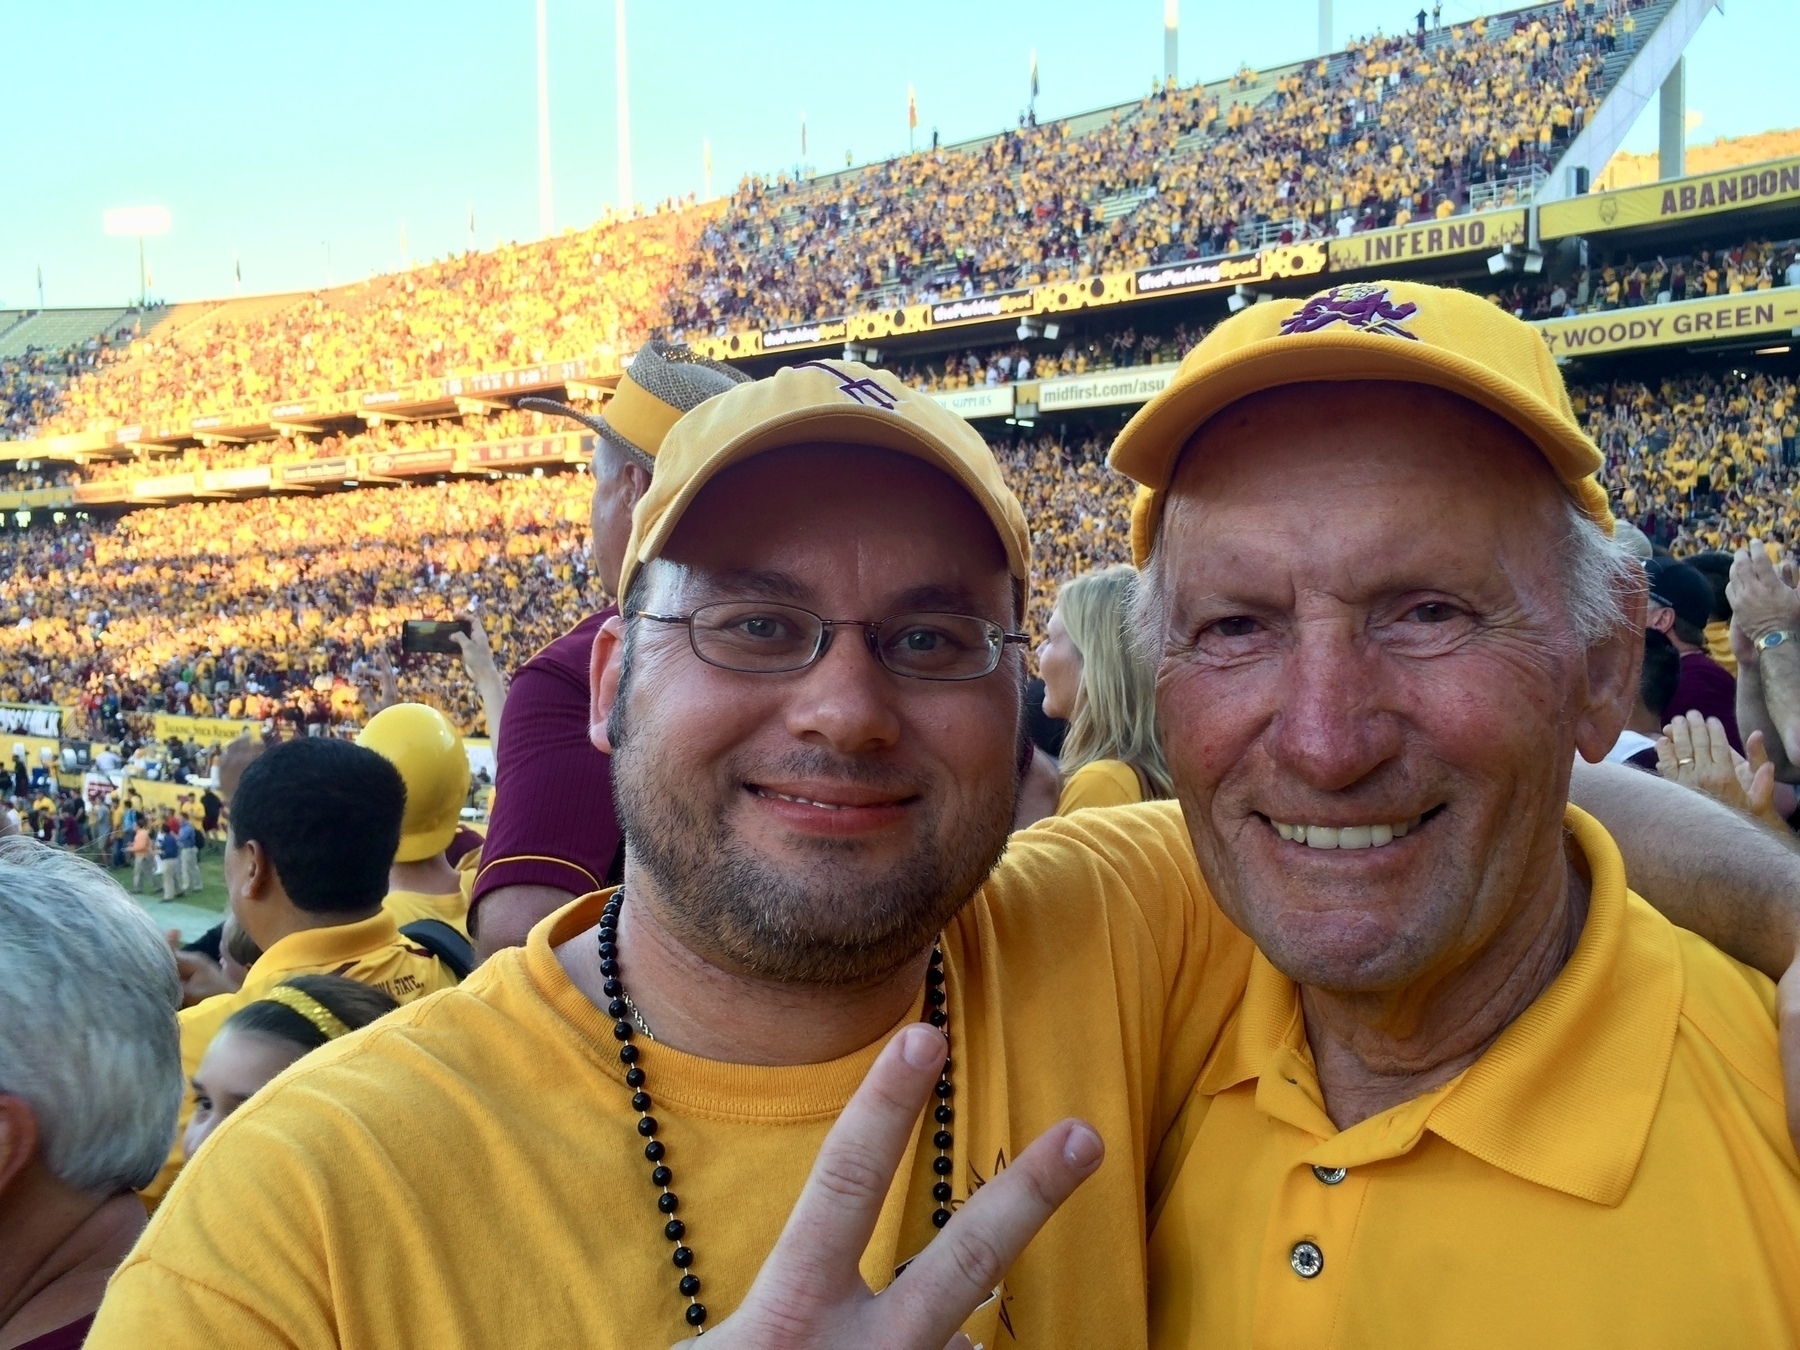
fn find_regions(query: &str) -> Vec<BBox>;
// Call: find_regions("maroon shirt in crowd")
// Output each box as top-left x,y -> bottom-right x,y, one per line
470,609 -> 624,917
1667,649 -> 1741,752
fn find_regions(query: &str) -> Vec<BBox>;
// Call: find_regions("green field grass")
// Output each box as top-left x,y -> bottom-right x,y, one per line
109,846 -> 230,943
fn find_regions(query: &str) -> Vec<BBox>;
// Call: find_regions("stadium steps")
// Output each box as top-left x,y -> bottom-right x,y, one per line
1096,186 -> 1160,222
0,308 -> 136,361
1599,0 -> 1677,92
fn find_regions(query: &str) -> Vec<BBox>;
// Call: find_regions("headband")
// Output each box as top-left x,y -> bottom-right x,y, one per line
256,984 -> 352,1042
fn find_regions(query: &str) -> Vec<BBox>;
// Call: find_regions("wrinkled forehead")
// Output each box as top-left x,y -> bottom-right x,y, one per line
1161,382 -> 1570,562
647,443 -> 1014,613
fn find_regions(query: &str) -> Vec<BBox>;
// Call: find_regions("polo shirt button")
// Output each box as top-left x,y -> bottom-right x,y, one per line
1312,1165 -> 1348,1185
1290,1241 -> 1324,1279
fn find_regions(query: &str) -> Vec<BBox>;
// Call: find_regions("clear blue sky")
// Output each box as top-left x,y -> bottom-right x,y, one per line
2,0 -> 1793,309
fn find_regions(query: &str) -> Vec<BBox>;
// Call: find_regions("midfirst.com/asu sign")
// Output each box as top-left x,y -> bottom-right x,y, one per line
1541,156 -> 1800,238
1536,292 -> 1800,358
1327,208 -> 1526,271
1038,364 -> 1181,412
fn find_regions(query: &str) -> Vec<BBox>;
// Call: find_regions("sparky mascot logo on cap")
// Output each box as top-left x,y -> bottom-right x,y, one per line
1279,283 -> 1420,341
793,360 -> 900,410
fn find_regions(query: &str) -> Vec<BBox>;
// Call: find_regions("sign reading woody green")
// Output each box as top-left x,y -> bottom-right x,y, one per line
1535,291 -> 1800,358
1540,157 -> 1800,239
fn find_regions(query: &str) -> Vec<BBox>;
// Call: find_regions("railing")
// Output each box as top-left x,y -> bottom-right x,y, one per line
1469,165 -> 1548,212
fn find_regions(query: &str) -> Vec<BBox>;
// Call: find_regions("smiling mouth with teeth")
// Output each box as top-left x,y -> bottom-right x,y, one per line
1266,813 -> 1432,850
747,786 -> 911,812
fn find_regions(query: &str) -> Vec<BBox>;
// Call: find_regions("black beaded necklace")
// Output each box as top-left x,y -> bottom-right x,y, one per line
597,891 -> 954,1335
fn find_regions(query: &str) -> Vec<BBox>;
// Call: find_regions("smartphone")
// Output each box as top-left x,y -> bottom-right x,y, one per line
401,619 -> 472,655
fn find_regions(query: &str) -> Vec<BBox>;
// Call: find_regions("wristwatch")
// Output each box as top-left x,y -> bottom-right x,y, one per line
1755,630 -> 1800,652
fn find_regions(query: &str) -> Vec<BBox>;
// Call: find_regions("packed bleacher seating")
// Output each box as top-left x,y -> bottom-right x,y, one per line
898,323 -> 1206,390
0,474 -> 594,738
670,2 -> 1636,337
1579,369 -> 1800,551
25,206 -> 701,439
1496,235 -> 1800,319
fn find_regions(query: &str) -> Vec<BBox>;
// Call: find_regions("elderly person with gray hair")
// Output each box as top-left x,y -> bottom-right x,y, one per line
0,839 -> 182,1349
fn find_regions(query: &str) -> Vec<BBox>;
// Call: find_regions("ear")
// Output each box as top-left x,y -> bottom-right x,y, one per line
0,1094 -> 40,1198
1646,606 -> 1675,637
619,459 -> 651,509
1573,577 -> 1649,764
589,615 -> 628,754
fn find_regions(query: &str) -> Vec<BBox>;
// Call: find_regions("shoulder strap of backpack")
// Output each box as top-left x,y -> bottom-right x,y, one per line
399,919 -> 477,982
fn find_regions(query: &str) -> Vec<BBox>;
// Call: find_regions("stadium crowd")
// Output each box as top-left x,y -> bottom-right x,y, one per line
670,1 -> 1631,337
0,473 -> 592,738
1496,234 -> 1800,319
22,207 -> 700,439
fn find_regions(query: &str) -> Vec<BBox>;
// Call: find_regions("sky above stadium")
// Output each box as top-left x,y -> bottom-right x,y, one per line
4,0 -> 1795,310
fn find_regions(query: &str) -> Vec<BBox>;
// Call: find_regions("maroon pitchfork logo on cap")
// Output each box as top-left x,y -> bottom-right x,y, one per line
793,360 -> 901,410
1279,284 -> 1420,341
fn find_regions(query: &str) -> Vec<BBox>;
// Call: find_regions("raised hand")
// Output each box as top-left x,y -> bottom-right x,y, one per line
680,1022 -> 1103,1350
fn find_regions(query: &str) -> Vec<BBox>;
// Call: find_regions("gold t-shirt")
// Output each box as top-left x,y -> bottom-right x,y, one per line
383,887 -> 472,938
92,804 -> 1254,1349
1057,757 -> 1146,815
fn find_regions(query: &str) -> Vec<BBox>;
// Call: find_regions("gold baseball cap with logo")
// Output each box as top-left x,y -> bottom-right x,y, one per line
1110,279 -> 1613,564
617,360 -> 1031,602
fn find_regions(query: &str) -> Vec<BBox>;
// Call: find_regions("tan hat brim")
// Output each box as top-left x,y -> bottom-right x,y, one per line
1112,329 -> 1612,563
628,403 -> 1032,593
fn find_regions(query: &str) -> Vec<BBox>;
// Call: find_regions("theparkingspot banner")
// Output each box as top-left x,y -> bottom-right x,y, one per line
1535,291 -> 1800,358
1037,363 -> 1180,412
1540,156 -> 1800,239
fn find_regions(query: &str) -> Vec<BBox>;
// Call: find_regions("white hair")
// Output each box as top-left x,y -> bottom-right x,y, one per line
0,838 -> 182,1192
1131,495 -> 1639,659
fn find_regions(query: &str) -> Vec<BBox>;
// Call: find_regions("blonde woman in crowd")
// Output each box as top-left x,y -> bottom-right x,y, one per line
1035,563 -> 1172,813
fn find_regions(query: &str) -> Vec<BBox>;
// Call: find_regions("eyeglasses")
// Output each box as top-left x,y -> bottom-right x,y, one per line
635,602 -> 1028,681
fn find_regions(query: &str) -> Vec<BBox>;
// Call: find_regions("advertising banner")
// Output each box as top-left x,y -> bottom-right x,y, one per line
762,319 -> 849,349
463,433 -> 585,466
1134,251 -> 1263,296
0,703 -> 62,739
152,713 -> 262,745
200,467 -> 273,493
1535,291 -> 1800,358
927,290 -> 1035,326
1038,363 -> 1181,411
367,448 -> 455,477
131,475 -> 196,500
1541,157 -> 1800,239
1327,208 -> 1527,271
927,385 -> 1016,419
281,457 -> 357,485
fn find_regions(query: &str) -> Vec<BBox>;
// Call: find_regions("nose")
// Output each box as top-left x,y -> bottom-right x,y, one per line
782,623 -> 904,755
1267,618 -> 1401,792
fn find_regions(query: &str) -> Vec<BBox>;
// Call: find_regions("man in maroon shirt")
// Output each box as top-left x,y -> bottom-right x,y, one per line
469,344 -> 747,956
1647,556 -> 1742,751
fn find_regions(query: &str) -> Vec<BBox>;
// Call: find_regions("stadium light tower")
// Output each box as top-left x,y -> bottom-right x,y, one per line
536,0 -> 553,237
1164,0 -> 1178,86
616,0 -> 633,210
102,206 -> 171,309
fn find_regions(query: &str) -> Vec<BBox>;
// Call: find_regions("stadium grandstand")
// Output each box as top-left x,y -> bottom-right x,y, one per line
0,0 -> 1787,757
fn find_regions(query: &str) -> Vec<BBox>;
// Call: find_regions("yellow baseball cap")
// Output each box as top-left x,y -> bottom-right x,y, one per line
617,360 -> 1032,601
1110,279 -> 1613,564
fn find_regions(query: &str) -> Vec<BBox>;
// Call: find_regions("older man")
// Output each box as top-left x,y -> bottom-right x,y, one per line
0,839 -> 183,1349
1112,283 -> 1800,1344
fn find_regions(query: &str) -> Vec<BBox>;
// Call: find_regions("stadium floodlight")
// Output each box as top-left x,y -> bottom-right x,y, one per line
1522,250 -> 1545,275
1486,250 -> 1511,276
1017,318 -> 1044,341
1228,284 -> 1261,313
103,206 -> 172,308
1043,322 -> 1060,341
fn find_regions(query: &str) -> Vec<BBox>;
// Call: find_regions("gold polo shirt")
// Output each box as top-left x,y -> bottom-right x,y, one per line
1147,806 -> 1800,1348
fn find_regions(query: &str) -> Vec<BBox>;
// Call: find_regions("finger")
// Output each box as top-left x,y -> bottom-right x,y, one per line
758,1024 -> 948,1293
1654,736 -> 1676,777
1703,716 -> 1734,772
1753,763 -> 1777,818
1665,716 -> 1696,773
1748,730 -> 1772,775
883,1118 -> 1103,1347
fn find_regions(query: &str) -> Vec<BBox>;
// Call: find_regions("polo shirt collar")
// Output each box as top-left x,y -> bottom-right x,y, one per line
1195,805 -> 1683,1206
251,909 -> 403,984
